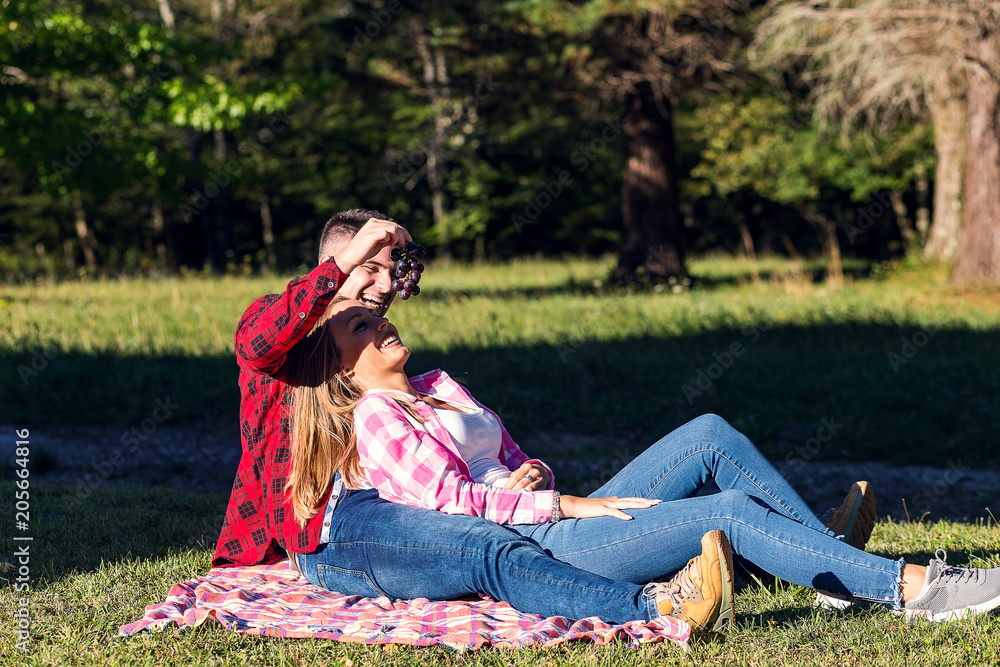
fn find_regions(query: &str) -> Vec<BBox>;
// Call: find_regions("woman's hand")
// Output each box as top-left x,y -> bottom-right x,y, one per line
559,495 -> 660,521
503,462 -> 551,491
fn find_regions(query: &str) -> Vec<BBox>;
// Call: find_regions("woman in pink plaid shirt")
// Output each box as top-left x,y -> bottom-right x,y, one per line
283,297 -> 1000,629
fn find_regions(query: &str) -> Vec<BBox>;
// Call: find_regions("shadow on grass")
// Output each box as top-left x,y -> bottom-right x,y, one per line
3,324 -> 999,466
414,325 -> 1000,467
416,262 -> 878,301
0,483 -> 228,584
3,352 -> 239,426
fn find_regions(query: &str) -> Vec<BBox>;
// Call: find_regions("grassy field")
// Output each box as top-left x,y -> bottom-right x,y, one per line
0,484 -> 998,666
2,255 -> 999,465
3,256 -> 1000,665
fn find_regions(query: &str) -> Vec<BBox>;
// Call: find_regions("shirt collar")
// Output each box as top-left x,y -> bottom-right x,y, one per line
361,369 -> 451,403
362,387 -> 419,402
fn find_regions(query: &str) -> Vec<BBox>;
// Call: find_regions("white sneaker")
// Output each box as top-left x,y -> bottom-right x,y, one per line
814,591 -> 853,611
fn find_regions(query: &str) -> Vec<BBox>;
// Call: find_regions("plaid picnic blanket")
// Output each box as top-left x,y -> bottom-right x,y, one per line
118,560 -> 691,651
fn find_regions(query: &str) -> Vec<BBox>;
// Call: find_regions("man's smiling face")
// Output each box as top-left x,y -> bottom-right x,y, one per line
335,244 -> 395,316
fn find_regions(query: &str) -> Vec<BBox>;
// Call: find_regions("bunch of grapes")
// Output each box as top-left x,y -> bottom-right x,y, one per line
390,242 -> 426,300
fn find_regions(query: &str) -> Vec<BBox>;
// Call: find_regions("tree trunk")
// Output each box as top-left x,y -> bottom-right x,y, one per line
156,0 -> 176,35
735,208 -> 759,282
63,239 -> 75,270
415,24 -> 453,261
151,202 -> 167,270
260,195 -> 277,271
806,212 -> 842,288
474,234 -> 486,262
889,190 -> 916,253
182,127 -> 210,269
200,0 -> 233,272
924,86 -> 966,263
210,128 -> 232,271
951,31 -> 1000,284
73,192 -> 97,270
780,232 -> 805,276
914,162 -> 930,246
614,82 -> 686,283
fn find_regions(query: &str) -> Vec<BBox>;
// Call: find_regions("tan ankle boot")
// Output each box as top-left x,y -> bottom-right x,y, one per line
823,481 -> 877,550
646,530 -> 735,631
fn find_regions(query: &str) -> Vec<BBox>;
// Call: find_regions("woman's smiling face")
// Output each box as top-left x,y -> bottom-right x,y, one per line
326,298 -> 409,382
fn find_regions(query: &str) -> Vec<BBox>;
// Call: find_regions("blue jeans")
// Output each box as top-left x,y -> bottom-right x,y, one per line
297,415 -> 904,621
511,415 -> 903,605
294,489 -> 661,623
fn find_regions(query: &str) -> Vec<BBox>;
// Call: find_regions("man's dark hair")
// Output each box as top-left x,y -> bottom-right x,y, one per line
318,208 -> 396,261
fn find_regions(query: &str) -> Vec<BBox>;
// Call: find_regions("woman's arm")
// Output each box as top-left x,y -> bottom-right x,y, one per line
354,396 -> 554,524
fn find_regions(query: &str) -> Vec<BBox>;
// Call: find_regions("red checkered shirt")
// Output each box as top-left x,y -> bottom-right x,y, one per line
213,259 -> 346,567
355,370 -> 556,524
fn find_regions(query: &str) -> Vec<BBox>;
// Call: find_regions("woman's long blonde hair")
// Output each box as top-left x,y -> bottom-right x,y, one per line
284,298 -> 422,528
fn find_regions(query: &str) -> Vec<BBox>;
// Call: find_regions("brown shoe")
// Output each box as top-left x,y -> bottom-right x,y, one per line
822,481 -> 877,550
646,530 -> 735,631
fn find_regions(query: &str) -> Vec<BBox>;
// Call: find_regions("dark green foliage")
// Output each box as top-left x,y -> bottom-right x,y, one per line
0,0 -> 930,278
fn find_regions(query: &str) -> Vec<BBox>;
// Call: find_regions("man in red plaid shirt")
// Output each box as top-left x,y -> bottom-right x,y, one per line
213,210 -> 412,566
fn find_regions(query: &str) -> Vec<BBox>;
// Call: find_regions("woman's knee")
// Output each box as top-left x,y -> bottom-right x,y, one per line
688,413 -> 760,456
689,413 -> 736,438
649,414 -> 736,456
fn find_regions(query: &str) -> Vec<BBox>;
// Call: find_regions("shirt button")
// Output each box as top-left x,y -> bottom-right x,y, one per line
324,522 -> 330,527
328,281 -> 336,289
298,312 -> 306,319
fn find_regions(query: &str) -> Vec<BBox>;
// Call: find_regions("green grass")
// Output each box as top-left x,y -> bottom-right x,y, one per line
3,259 -> 999,664
1,484 -> 999,666
2,255 -> 999,464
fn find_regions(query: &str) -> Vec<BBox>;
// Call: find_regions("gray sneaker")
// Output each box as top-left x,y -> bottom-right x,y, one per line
901,550 -> 1000,622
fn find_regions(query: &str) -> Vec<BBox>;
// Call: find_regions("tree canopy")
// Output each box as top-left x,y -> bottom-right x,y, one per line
1,0 -> 997,283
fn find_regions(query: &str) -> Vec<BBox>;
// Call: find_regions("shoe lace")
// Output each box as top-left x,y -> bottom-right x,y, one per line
645,559 -> 700,611
930,549 -> 977,585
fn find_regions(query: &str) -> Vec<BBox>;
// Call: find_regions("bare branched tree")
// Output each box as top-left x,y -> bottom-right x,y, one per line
753,0 -> 1000,283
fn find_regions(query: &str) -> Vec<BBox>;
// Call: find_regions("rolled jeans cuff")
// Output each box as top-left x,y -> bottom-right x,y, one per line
642,584 -> 662,622
892,557 -> 906,609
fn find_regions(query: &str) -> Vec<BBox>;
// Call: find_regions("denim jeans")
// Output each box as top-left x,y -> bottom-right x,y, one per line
294,488 -> 661,623
511,415 -> 903,605
297,414 -> 904,620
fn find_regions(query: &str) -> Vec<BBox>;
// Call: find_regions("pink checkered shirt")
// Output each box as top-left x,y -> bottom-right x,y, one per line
353,369 -> 556,525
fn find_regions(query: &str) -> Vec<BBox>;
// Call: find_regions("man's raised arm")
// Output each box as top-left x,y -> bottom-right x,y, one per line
234,260 -> 345,374
234,218 -> 412,374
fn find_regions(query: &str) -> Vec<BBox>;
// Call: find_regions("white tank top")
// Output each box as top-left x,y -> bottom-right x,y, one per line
431,404 -> 510,487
